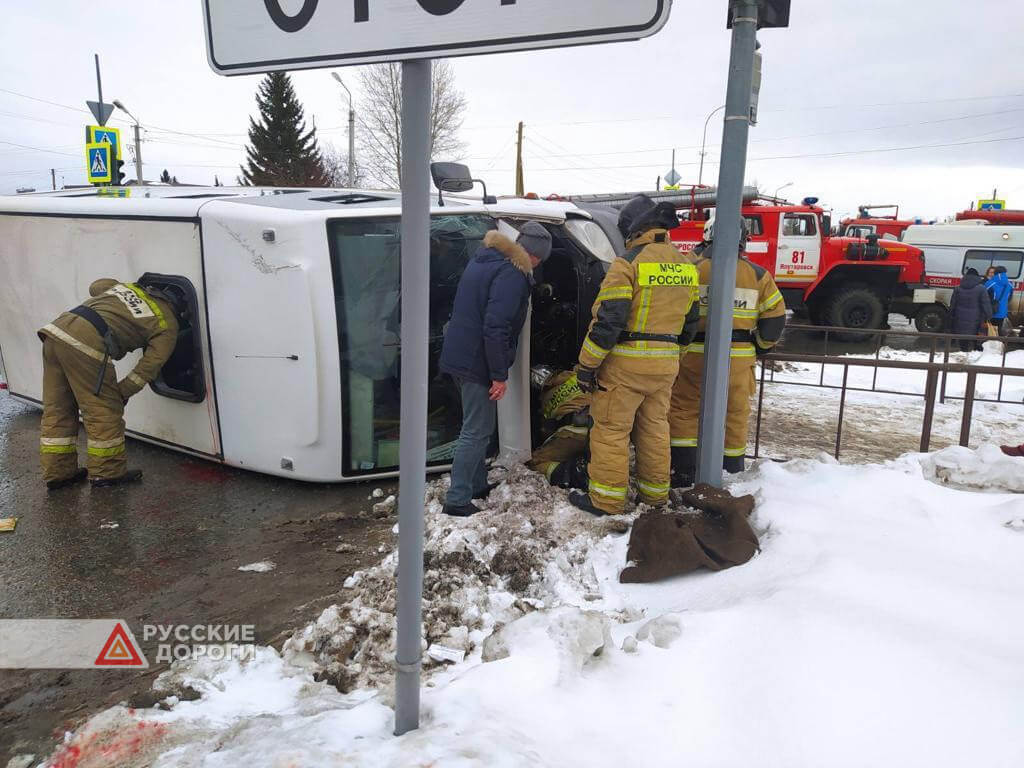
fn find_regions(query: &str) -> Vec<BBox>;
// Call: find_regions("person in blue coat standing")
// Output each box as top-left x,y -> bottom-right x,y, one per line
439,222 -> 552,517
985,265 -> 1013,335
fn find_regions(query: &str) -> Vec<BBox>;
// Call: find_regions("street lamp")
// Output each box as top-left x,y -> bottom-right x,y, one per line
698,104 -> 726,186
331,72 -> 357,188
773,181 -> 793,200
112,100 -> 143,185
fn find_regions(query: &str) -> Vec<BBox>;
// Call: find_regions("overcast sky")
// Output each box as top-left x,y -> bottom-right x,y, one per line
2,0 -> 1023,220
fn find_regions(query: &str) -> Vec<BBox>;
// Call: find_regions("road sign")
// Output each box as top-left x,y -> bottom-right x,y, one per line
86,142 -> 112,184
86,100 -> 114,126
979,199 -> 1006,211
202,0 -> 673,73
87,125 -> 121,159
664,168 -> 682,186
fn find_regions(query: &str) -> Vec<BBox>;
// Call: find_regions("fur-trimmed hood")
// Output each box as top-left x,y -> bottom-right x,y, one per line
483,230 -> 534,276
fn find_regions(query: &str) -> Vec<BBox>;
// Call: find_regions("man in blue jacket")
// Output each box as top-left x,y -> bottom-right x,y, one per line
440,222 -> 552,516
985,266 -> 1013,335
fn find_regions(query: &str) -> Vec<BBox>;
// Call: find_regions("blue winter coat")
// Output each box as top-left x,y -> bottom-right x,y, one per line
440,230 -> 534,386
985,271 -> 1013,320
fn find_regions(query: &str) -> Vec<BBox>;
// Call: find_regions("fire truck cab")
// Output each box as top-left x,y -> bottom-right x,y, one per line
839,204 -> 916,241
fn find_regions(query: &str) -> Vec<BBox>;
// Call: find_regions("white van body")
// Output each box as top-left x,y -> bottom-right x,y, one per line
902,222 -> 1024,320
0,187 -> 616,482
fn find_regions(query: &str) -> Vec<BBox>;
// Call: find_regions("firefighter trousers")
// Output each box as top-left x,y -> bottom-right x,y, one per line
40,337 -> 127,483
669,349 -> 756,463
527,425 -> 589,481
588,361 -> 675,513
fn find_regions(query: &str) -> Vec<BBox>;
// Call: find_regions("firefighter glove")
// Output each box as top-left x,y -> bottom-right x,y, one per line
576,366 -> 599,394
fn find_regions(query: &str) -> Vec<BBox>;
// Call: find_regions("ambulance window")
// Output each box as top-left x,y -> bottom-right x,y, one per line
783,214 -> 817,237
329,214 -> 496,475
743,215 -> 763,236
963,249 -> 1023,279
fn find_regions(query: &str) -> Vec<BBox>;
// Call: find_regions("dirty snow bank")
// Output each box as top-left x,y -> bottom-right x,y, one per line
909,442 -> 1024,492
42,459 -> 1024,768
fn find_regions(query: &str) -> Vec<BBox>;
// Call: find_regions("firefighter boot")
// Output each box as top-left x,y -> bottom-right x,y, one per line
91,469 -> 144,488
723,455 -> 746,474
569,491 -> 608,517
442,501 -> 480,518
671,447 -> 697,488
47,468 -> 88,491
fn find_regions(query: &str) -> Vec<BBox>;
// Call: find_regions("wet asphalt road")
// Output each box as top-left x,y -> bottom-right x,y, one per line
0,392 -> 394,762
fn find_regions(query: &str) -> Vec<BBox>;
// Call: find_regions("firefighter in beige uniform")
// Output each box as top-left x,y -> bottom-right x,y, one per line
570,195 -> 700,516
39,278 -> 179,489
527,369 -> 591,489
669,220 -> 786,485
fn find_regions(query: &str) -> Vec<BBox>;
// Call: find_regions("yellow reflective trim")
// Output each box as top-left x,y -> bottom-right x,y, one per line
611,344 -> 679,359
543,374 -> 582,419
87,444 -> 126,457
40,444 -> 77,455
671,438 -> 698,447
596,286 -> 633,302
88,437 -> 125,450
554,425 -> 591,437
582,337 -> 610,361
636,287 -> 653,333
636,262 -> 699,287
636,479 -> 670,497
759,290 -> 783,312
41,436 -> 76,446
42,324 -> 105,362
698,307 -> 758,319
685,343 -> 756,358
589,481 -> 627,499
126,284 -> 167,329
127,372 -> 146,388
724,446 -> 747,457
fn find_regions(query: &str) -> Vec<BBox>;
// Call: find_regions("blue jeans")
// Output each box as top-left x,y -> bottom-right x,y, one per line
447,379 -> 496,506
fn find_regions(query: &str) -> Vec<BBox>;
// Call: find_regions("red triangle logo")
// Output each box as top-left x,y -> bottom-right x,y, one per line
94,623 -> 146,667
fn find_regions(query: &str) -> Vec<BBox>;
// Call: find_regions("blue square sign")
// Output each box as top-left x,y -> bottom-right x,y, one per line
86,142 -> 112,184
87,125 -> 121,160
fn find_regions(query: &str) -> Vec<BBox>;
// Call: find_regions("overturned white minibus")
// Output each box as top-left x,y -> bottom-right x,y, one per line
0,184 -> 619,481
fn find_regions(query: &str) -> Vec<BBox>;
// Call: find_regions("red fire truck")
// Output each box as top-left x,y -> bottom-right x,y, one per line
567,188 -> 929,336
839,204 -> 917,240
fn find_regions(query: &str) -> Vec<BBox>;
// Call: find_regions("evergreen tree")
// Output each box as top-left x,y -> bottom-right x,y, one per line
240,72 -> 330,187
160,169 -> 171,183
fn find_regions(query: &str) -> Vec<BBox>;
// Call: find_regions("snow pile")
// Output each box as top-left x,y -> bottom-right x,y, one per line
282,464 -> 632,693
914,442 -> 1024,492
41,458 -> 1024,767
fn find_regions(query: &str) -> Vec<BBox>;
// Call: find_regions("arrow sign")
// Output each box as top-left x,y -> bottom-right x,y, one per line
86,100 -> 114,126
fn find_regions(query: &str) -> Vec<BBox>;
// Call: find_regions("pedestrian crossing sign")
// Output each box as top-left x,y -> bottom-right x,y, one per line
87,125 -> 121,160
86,142 -> 112,184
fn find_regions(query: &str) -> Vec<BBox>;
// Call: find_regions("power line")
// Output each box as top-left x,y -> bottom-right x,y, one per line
0,140 -> 79,158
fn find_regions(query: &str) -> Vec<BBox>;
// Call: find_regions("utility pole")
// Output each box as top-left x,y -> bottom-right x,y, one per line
696,0 -> 760,487
515,121 -> 525,197
332,73 -> 357,187
51,169 -> 56,191
698,104 -> 726,186
113,101 -> 144,185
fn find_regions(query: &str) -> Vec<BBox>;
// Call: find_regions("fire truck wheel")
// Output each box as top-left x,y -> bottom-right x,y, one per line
914,304 -> 949,334
824,285 -> 884,340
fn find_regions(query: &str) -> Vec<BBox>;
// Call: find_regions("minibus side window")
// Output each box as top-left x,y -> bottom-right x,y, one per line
963,249 -> 1024,279
138,273 -> 206,403
329,215 -> 496,475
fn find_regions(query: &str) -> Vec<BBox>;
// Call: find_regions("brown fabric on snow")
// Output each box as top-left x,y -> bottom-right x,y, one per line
619,483 -> 759,583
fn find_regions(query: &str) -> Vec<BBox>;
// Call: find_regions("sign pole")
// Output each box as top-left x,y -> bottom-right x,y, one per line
696,0 -> 759,487
394,57 -> 432,737
94,54 -> 105,126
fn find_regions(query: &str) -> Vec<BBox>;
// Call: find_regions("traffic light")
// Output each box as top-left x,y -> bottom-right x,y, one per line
112,158 -> 126,185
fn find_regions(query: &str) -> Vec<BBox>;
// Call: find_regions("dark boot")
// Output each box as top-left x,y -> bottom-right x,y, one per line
46,467 -> 88,491
442,502 -> 480,518
671,447 -> 697,488
569,491 -> 608,517
723,455 -> 746,474
548,462 -> 572,489
90,469 -> 143,488
472,481 -> 501,500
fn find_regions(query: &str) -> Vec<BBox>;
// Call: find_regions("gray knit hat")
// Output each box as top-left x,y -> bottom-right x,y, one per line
517,221 -> 553,263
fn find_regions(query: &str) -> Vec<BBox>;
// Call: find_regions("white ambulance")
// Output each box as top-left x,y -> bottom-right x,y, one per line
0,179 -> 619,481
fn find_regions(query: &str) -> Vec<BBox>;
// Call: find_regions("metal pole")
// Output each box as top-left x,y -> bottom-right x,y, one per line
348,105 -> 356,186
698,104 -> 725,186
94,54 -> 104,124
133,123 -> 143,184
696,0 -> 758,487
959,371 -> 977,447
51,168 -> 56,191
394,58 -> 431,738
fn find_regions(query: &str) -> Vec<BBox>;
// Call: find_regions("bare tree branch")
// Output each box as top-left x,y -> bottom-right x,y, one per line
356,60 -> 467,188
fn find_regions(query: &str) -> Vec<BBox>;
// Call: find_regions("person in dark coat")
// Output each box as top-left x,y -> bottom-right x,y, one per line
949,268 -> 993,351
439,222 -> 552,516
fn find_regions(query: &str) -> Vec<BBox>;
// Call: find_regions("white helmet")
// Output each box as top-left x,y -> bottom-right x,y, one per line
701,216 -> 749,252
